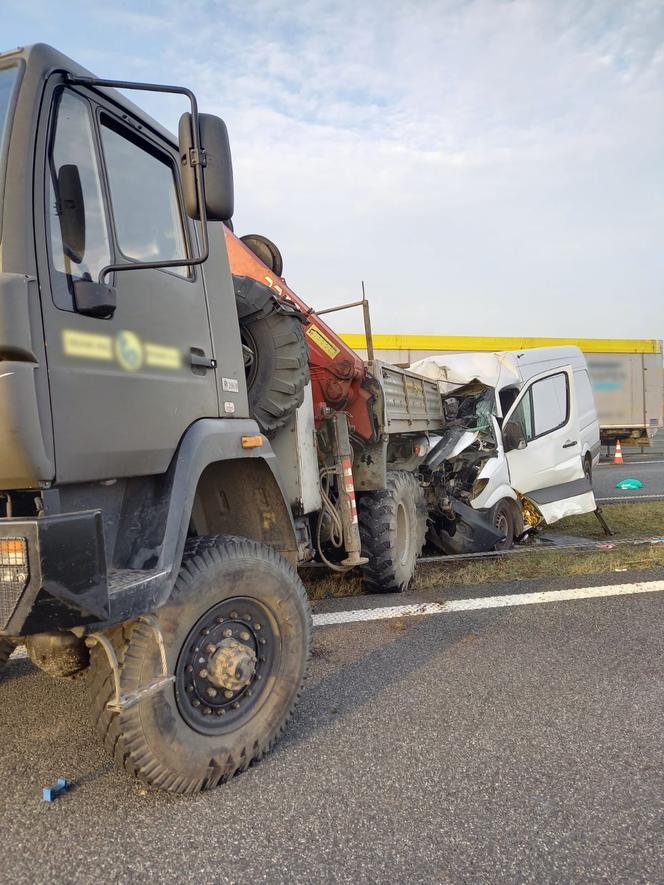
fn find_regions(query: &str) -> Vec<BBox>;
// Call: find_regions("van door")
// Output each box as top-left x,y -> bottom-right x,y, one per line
39,84 -> 218,483
502,367 -> 596,522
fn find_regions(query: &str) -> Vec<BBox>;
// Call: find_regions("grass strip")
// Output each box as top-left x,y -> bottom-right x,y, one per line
303,499 -> 664,602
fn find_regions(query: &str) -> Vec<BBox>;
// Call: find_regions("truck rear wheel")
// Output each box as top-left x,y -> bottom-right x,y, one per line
358,471 -> 427,593
234,276 -> 309,435
88,535 -> 311,793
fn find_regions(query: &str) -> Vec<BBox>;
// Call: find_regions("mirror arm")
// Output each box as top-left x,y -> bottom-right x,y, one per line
64,74 -> 210,283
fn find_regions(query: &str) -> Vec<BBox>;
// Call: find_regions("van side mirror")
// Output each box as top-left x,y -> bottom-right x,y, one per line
504,421 -> 527,452
56,164 -> 86,264
179,112 -> 234,222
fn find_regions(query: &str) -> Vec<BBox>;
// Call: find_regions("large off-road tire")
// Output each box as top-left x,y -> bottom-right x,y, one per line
234,276 -> 309,435
88,535 -> 311,794
358,471 -> 427,593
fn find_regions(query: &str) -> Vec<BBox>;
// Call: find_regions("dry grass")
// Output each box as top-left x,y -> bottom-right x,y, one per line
302,501 -> 664,601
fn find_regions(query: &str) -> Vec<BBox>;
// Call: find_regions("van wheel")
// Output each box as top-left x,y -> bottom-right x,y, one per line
358,471 -> 427,593
492,500 -> 515,551
88,535 -> 311,794
234,276 -> 309,435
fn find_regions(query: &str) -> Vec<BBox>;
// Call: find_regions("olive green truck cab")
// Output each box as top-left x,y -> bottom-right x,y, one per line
0,44 -> 311,793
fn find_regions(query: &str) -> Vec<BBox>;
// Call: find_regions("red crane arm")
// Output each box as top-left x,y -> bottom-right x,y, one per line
224,226 -> 379,442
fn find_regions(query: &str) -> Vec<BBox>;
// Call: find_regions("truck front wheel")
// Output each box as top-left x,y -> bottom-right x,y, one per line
88,536 -> 311,793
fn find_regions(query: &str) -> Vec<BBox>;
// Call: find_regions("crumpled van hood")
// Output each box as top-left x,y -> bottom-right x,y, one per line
409,351 -> 522,394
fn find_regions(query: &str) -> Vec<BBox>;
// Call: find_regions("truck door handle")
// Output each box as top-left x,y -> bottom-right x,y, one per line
562,439 -> 578,448
190,348 -> 217,370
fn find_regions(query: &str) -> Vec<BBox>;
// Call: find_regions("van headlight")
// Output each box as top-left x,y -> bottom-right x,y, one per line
471,478 -> 489,499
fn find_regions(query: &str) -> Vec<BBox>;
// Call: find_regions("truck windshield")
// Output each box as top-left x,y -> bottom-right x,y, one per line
0,67 -> 18,218
0,65 -> 17,141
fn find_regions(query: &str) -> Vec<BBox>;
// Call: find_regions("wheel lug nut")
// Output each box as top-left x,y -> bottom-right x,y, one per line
254,623 -> 261,631
205,643 -> 216,654
259,656 -> 265,663
201,627 -> 210,636
186,684 -> 194,693
246,689 -> 253,697
186,664 -> 193,673
244,614 -> 252,621
216,708 -> 226,716
215,616 -> 224,624
260,638 -> 266,645
240,631 -> 250,641
203,707 -> 212,715
199,669 -> 209,679
232,702 -> 240,709
192,699 -> 201,707
206,687 -> 218,698
224,690 -> 234,699
223,629 -> 233,638
229,611 -> 238,619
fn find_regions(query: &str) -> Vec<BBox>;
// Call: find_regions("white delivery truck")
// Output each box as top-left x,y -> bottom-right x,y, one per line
411,347 -> 602,554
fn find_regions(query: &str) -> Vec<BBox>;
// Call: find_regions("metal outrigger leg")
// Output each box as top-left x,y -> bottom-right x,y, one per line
594,507 -> 614,537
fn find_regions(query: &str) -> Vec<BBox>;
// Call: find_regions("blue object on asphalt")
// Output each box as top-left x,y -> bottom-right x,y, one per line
42,778 -> 70,802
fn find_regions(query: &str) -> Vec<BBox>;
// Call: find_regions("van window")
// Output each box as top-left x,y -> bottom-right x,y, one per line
47,90 -> 112,308
575,369 -> 595,418
532,373 -> 568,436
101,120 -> 188,275
509,372 -> 569,441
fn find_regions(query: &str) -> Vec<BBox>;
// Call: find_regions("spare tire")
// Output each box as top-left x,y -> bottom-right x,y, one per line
234,275 -> 309,435
240,234 -> 283,278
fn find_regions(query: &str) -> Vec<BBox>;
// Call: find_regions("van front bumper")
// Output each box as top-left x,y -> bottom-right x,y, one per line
0,511 -> 108,635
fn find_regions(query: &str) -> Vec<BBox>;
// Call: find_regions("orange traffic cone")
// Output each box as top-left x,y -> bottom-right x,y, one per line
613,440 -> 624,465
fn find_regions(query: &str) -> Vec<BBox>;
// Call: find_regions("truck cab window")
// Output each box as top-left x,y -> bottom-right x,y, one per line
100,120 -> 188,275
47,90 -> 111,308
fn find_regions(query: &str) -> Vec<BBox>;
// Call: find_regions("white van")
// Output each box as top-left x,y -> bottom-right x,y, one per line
410,346 -> 601,553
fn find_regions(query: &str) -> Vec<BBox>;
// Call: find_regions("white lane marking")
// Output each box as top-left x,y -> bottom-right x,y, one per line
597,494 -> 664,502
312,580 -> 664,627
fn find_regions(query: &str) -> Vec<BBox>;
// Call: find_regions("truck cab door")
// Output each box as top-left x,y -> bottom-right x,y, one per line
38,83 -> 219,483
502,367 -> 596,522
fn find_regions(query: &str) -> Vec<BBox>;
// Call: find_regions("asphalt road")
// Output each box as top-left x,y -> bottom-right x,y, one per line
593,459 -> 664,502
2,570 -> 663,884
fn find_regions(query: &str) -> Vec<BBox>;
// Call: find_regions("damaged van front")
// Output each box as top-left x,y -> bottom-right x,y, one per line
413,348 -> 599,555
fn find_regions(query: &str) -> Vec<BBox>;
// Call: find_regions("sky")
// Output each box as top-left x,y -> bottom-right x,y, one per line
3,0 -> 663,339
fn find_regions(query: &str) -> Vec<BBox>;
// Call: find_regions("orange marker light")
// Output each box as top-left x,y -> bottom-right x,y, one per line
241,435 -> 264,449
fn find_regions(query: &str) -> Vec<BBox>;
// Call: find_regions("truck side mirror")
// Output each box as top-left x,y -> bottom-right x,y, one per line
56,164 -> 86,264
179,112 -> 234,222
503,421 -> 527,452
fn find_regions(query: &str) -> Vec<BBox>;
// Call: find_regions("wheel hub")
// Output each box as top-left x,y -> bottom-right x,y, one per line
174,597 -> 276,735
208,638 -> 257,691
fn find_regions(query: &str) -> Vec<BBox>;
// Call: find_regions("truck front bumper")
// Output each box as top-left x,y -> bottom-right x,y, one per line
0,511 -> 108,635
